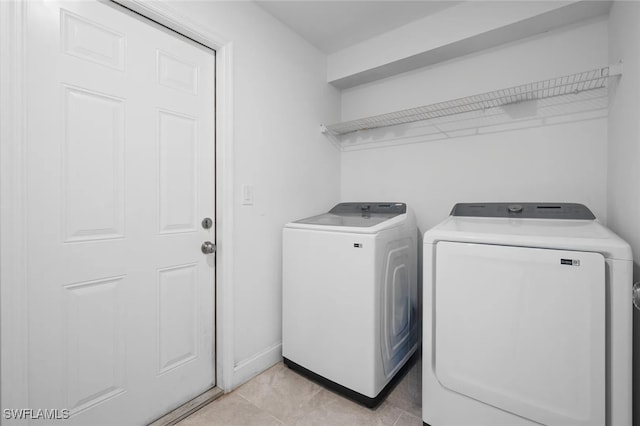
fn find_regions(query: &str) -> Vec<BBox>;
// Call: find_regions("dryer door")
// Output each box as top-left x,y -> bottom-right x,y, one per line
435,242 -> 605,426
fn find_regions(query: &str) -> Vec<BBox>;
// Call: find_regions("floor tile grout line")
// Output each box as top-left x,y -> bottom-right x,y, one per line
234,364 -> 327,424
235,393 -> 286,425
234,378 -> 319,425
394,410 -> 423,426
390,409 -> 403,426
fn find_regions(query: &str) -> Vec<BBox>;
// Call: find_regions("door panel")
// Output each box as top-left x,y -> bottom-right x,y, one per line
157,50 -> 199,94
26,1 -> 215,424
434,242 -> 605,426
158,110 -> 198,234
65,277 -> 126,415
62,85 -> 125,242
61,9 -> 126,70
157,264 -> 199,374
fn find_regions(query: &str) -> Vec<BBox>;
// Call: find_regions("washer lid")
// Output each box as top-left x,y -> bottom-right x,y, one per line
293,202 -> 406,228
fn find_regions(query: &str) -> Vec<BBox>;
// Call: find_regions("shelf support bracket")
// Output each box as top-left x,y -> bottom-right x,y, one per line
608,61 -> 623,77
319,125 -> 342,151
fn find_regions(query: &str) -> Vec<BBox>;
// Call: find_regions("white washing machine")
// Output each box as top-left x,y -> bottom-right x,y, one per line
423,202 -> 633,426
283,202 -> 418,407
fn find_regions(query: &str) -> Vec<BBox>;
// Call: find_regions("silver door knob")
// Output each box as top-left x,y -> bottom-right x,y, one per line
201,241 -> 216,255
633,282 -> 640,311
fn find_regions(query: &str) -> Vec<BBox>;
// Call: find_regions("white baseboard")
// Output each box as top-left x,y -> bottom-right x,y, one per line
231,342 -> 282,390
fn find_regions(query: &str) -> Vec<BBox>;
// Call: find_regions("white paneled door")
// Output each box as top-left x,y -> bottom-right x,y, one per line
25,1 -> 216,424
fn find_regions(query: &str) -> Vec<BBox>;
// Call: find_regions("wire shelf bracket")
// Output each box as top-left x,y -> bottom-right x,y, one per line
321,64 -> 623,139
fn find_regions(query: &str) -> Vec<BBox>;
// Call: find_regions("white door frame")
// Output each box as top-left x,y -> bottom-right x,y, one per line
0,0 -> 236,415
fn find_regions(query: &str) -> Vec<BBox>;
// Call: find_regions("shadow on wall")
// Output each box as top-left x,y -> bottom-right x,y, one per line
635,306 -> 639,426
633,263 -> 639,426
416,227 -> 423,350
338,87 -> 608,152
634,305 -> 639,424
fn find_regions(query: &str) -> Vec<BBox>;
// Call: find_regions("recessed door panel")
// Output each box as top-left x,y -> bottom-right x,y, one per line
157,50 -> 198,94
158,110 -> 197,234
63,86 -> 124,242
158,264 -> 198,374
434,242 -> 605,426
64,277 -> 126,414
61,9 -> 125,70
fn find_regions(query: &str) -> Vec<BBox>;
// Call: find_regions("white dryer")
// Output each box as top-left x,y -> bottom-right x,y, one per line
283,202 -> 418,407
423,203 -> 633,426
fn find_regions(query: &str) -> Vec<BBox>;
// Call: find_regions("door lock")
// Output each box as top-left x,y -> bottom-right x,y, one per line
201,241 -> 216,255
202,217 -> 213,229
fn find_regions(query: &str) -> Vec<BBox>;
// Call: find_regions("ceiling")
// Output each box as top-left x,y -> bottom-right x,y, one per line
255,1 -> 461,54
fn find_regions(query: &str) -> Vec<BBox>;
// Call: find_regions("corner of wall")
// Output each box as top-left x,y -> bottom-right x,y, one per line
607,3 -> 640,425
230,342 -> 282,390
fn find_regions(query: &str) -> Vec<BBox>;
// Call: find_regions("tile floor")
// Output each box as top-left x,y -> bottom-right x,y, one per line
177,357 -> 422,426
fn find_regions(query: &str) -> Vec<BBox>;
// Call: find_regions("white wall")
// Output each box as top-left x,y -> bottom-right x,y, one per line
327,0 -> 608,88
340,17 -> 609,233
608,2 -> 640,266
169,1 -> 341,388
608,2 -> 640,423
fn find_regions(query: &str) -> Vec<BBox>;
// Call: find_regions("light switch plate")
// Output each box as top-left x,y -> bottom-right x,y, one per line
241,184 -> 253,205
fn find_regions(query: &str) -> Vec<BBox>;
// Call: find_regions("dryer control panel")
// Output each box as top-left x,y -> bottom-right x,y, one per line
450,202 -> 595,220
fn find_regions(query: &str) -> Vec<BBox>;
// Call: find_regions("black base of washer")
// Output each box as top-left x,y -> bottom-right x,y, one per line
283,351 -> 418,409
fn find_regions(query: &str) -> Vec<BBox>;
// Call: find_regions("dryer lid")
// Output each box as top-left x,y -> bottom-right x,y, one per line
294,202 -> 406,228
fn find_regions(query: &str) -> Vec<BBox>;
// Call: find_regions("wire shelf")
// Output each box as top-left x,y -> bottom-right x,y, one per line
322,65 -> 620,137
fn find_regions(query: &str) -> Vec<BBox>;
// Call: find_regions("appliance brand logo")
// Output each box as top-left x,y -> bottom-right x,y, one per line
560,258 -> 580,266
353,243 -> 362,248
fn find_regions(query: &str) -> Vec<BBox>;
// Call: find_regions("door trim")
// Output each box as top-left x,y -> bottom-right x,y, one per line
0,0 -> 29,415
0,0 -> 236,416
